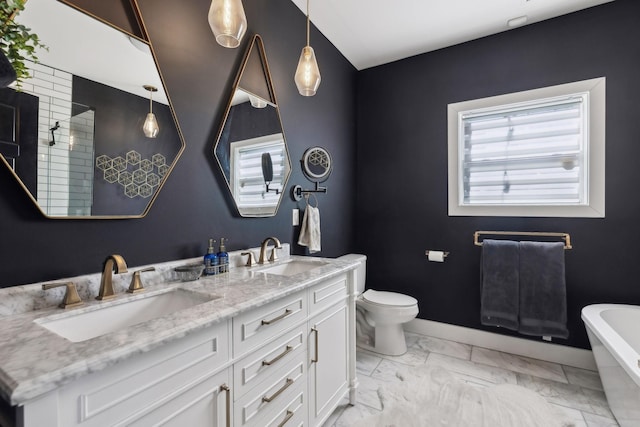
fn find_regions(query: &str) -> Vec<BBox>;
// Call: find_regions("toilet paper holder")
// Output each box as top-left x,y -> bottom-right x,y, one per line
425,250 -> 449,261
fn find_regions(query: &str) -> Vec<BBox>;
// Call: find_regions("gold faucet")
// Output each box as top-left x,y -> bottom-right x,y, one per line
258,237 -> 282,264
97,254 -> 128,300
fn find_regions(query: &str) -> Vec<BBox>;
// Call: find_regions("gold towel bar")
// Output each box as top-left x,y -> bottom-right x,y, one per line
473,231 -> 572,250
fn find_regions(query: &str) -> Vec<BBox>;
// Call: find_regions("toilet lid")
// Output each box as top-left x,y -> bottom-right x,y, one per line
362,289 -> 417,307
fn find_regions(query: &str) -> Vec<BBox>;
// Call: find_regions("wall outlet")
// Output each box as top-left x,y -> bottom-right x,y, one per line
292,209 -> 299,226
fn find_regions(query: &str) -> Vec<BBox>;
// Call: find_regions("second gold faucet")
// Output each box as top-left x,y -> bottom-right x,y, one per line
258,237 -> 282,264
96,255 -> 128,300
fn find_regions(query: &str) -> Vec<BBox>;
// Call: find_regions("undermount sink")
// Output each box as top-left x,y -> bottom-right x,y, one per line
35,288 -> 216,343
256,260 -> 328,276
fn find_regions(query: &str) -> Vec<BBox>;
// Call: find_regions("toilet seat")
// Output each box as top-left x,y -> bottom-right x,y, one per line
362,289 -> 417,307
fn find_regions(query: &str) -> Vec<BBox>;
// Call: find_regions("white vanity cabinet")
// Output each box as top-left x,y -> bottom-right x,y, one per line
231,290 -> 309,426
230,273 -> 352,427
13,269 -> 356,427
19,321 -> 231,427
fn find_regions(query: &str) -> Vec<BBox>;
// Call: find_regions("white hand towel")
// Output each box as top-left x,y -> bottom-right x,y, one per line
298,205 -> 321,253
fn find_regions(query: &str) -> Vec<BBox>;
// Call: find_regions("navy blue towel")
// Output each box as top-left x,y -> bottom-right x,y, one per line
480,239 -> 520,331
518,241 -> 569,339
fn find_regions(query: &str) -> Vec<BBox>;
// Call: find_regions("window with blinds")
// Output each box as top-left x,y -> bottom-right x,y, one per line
230,133 -> 286,213
448,77 -> 605,217
460,94 -> 588,206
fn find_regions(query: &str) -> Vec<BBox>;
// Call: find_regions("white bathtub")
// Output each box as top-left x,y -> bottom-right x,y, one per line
582,304 -> 640,427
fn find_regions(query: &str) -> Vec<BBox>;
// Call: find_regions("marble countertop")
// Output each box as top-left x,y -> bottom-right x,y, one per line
0,251 -> 358,406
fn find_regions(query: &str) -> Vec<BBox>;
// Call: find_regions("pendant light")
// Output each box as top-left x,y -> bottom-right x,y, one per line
142,85 -> 159,138
208,0 -> 247,49
294,0 -> 321,96
248,94 -> 267,108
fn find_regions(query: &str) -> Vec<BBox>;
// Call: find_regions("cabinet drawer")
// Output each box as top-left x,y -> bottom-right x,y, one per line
259,380 -> 306,427
122,368 -> 231,427
308,274 -> 347,316
56,322 -> 229,426
234,324 -> 306,399
233,291 -> 307,357
235,353 -> 306,426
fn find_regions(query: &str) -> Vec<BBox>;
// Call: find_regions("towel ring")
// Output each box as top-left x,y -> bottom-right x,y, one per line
304,192 -> 318,208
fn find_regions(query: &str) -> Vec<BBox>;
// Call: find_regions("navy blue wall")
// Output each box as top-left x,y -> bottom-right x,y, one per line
0,0 -> 357,286
356,0 -> 640,349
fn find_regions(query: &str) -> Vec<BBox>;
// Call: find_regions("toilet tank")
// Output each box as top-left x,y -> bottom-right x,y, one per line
337,254 -> 367,293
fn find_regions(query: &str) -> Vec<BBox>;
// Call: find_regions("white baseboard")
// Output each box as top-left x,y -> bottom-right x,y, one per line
405,318 -> 596,371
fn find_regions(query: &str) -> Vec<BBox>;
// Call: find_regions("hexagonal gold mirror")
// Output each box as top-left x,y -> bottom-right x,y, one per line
214,35 -> 291,217
0,0 -> 184,218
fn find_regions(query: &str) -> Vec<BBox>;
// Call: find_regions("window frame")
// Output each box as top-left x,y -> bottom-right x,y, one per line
447,77 -> 605,218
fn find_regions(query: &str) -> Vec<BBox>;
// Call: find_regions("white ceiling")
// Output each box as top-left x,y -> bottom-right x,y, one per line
290,0 -> 616,70
14,0 -> 616,99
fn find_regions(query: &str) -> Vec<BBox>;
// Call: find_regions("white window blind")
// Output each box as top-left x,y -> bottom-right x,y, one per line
460,94 -> 588,206
230,134 -> 285,210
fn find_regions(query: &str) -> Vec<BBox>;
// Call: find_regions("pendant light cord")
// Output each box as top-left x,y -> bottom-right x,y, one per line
306,0 -> 310,47
149,90 -> 153,114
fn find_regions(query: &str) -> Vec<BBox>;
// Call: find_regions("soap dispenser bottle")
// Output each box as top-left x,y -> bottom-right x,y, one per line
204,239 -> 219,276
218,238 -> 229,273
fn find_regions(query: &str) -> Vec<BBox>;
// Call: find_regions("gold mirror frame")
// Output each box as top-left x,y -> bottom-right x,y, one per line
0,0 -> 185,219
213,35 -> 291,217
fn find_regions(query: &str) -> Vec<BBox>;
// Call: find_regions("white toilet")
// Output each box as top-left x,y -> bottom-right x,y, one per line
338,254 -> 419,356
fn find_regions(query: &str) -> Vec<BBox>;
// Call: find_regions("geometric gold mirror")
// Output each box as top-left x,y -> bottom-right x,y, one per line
213,34 -> 291,217
0,0 -> 184,218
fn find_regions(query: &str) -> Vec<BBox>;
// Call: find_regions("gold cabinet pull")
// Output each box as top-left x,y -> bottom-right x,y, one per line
220,384 -> 230,427
261,309 -> 293,325
277,410 -> 294,427
262,345 -> 293,366
262,378 -> 294,403
311,327 -> 319,363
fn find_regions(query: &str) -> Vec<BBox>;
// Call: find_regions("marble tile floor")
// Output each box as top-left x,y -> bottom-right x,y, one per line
324,332 -> 619,427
